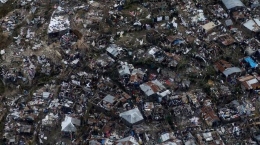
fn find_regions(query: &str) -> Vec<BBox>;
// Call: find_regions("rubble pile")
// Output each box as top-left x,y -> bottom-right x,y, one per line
1,0 -> 260,144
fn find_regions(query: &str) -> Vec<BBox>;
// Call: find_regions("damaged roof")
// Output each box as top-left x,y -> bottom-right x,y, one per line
140,79 -> 166,96
201,105 -> 220,127
48,6 -> 70,34
214,60 -> 233,72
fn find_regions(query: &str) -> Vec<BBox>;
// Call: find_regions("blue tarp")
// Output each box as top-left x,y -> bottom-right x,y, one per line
131,130 -> 135,136
117,5 -> 123,11
172,39 -> 184,45
244,57 -> 258,68
101,139 -> 105,145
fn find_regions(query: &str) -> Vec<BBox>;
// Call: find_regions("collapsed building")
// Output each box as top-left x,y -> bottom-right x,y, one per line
48,6 -> 71,37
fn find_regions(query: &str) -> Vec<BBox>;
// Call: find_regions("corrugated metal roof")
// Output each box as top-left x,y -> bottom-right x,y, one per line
103,94 -> 115,103
140,79 -> 165,96
201,106 -> 220,126
118,64 -> 130,76
238,75 -> 255,82
214,60 -> 233,72
222,0 -> 245,10
106,47 -> 119,57
243,19 -> 260,32
116,136 -> 139,145
225,19 -> 233,26
254,18 -> 260,26
140,83 -> 155,96
222,67 -> 242,77
119,108 -> 144,124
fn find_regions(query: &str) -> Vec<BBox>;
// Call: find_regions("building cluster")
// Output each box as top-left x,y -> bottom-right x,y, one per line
1,0 -> 260,144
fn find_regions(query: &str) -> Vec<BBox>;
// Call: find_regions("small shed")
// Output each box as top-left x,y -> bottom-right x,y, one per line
202,22 -> 217,33
103,95 -> 116,104
225,19 -> 233,27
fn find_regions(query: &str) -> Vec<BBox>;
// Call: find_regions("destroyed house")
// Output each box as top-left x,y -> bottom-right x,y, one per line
183,132 -> 197,145
151,103 -> 165,121
48,6 -> 70,37
168,94 -> 187,106
19,125 -> 33,134
232,11 -> 247,22
161,140 -> 182,145
89,140 -> 102,145
218,34 -> 236,46
245,38 -> 260,55
164,52 -> 182,68
207,5 -> 228,19
106,44 -> 123,58
129,68 -> 145,84
148,47 -> 166,63
146,30 -> 163,45
253,133 -> 260,145
143,102 -> 154,117
120,92 -> 132,103
91,53 -> 115,70
219,85 -> 232,96
201,102 -> 220,127
97,94 -> 120,111
196,131 -> 225,145
186,92 -> 203,108
159,132 -> 175,143
90,78 -> 131,112
42,113 -> 58,126
118,62 -> 133,77
173,104 -> 194,117
254,50 -> 260,61
218,107 -> 241,123
115,136 -> 139,145
166,35 -> 185,46
238,100 -> 254,116
251,0 -> 260,8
